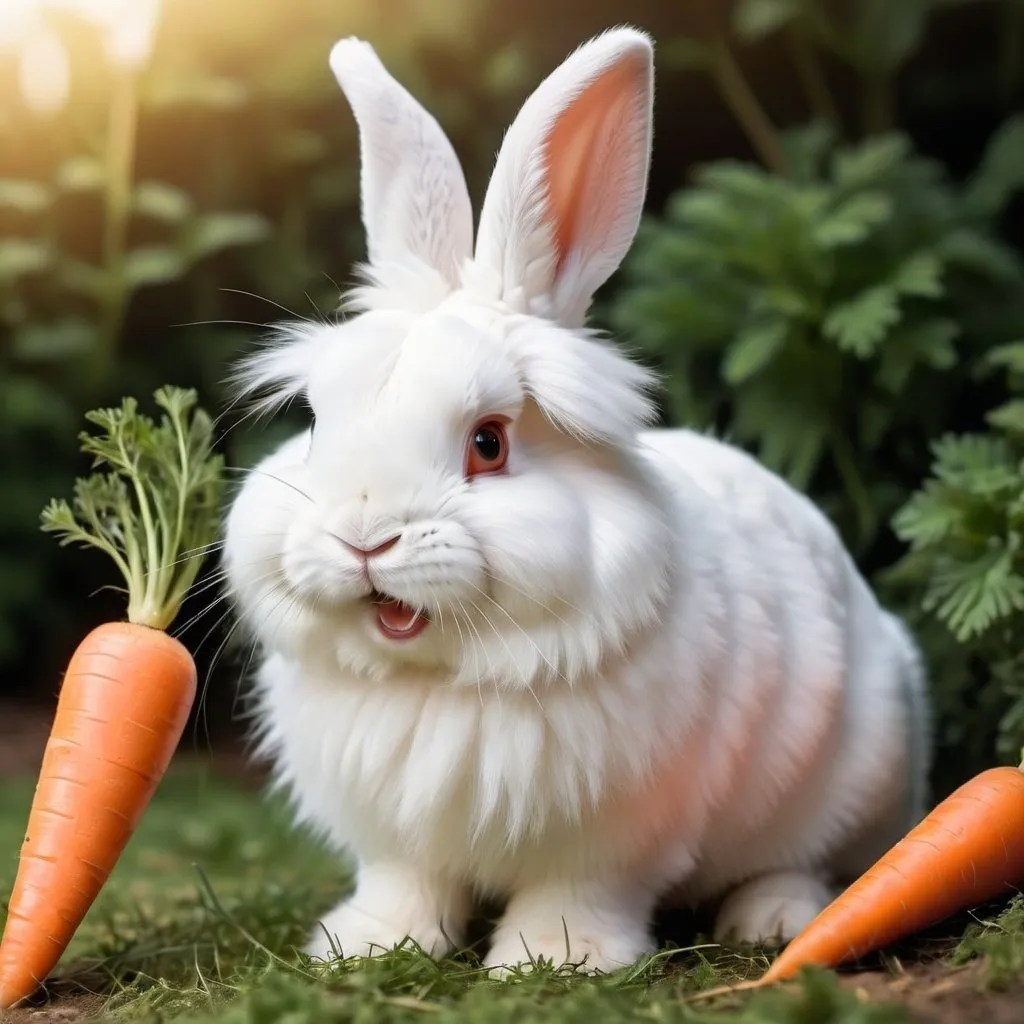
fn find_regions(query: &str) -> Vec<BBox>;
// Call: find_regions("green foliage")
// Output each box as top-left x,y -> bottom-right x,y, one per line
609,118 -> 1024,555
889,343 -> 1024,758
41,387 -> 224,630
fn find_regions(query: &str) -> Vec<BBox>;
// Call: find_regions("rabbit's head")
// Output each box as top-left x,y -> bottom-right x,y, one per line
226,27 -> 674,690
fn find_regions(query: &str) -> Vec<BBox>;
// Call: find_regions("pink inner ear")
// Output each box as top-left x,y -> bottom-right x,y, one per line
545,57 -> 644,275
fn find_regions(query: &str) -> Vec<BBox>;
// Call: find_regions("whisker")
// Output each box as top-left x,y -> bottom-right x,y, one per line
467,597 -> 547,712
169,318 -> 276,330
483,569 -> 587,630
218,287 -> 310,320
457,599 -> 497,710
464,581 -> 566,691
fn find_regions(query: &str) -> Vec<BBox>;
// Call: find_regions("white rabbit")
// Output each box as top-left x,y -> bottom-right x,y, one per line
223,26 -> 931,975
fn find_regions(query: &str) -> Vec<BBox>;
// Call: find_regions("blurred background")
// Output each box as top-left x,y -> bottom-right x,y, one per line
1,0 -> 1022,798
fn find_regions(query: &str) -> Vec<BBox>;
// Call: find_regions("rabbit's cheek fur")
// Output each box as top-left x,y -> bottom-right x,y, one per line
457,472 -> 593,621
280,516 -> 368,608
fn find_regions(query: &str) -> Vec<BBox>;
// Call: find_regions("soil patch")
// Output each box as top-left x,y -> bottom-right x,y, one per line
838,959 -> 1022,1023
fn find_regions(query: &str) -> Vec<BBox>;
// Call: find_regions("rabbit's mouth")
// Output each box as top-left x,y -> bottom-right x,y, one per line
368,590 -> 430,641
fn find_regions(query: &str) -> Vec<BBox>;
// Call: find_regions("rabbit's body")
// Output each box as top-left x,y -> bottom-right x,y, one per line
224,27 -> 930,973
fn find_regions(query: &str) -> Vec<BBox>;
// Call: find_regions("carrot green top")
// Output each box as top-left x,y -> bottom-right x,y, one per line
40,386 -> 225,631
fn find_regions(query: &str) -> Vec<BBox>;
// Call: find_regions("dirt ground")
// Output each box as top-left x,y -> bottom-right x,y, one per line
838,960 -> 1024,1024
2,702 -> 1021,1023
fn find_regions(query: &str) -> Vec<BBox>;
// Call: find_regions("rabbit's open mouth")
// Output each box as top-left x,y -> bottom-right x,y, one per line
368,590 -> 430,640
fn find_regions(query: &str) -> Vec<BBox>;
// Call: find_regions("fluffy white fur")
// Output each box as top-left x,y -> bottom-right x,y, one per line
223,26 -> 931,974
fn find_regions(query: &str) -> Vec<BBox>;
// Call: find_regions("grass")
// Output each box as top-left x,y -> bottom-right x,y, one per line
952,895 -> 1024,990
0,762 -> 1019,1023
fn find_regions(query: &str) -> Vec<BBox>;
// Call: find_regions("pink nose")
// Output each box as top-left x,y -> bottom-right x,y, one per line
339,534 -> 400,559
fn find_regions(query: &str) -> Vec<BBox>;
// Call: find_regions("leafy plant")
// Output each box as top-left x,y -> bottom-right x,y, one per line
41,386 -> 225,629
889,341 -> 1024,759
608,117 -> 1024,555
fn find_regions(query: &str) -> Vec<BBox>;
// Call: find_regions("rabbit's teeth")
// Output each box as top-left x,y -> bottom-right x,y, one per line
371,594 -> 429,640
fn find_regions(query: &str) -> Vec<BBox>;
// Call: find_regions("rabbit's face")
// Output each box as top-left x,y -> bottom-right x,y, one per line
291,305 -> 577,655
257,298 -> 662,685
226,28 -> 665,688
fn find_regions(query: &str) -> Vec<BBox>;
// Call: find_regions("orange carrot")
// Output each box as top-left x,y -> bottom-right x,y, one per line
0,387 -> 222,1009
760,760 -> 1024,983
689,759 -> 1024,1004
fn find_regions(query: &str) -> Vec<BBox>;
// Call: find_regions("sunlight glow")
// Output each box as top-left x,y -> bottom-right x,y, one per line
18,27 -> 70,114
0,0 -> 162,68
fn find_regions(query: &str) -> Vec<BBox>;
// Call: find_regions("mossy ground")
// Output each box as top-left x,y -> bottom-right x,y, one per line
0,762 -> 1020,1023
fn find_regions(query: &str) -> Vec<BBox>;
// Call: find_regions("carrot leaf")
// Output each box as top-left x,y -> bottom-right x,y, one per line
41,386 -> 225,630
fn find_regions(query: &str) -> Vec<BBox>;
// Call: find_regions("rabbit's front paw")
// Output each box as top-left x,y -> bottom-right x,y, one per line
713,870 -> 834,947
305,863 -> 468,962
484,881 -> 654,976
486,926 -> 650,977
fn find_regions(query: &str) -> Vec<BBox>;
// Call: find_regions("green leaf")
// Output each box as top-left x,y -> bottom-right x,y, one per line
133,181 -> 194,223
186,212 -> 272,261
893,482 -> 961,548
722,318 -> 790,384
42,387 -> 225,630
892,250 -> 944,298
848,0 -> 931,73
13,319 -> 97,361
823,286 -> 901,357
812,191 -> 892,248
832,134 -> 909,189
987,400 -> 1024,435
697,162 -> 781,203
0,179 -> 52,213
987,341 -> 1024,374
733,0 -> 798,40
938,230 -> 1023,283
0,238 -> 50,282
780,121 -> 838,184
125,247 -> 188,288
55,155 -> 105,192
875,319 -> 960,393
926,549 -> 1024,641
930,433 -> 1018,495
669,188 -> 741,232
965,115 -> 1024,220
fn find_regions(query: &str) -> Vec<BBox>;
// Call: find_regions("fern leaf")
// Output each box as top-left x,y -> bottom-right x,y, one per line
893,250 -> 944,298
823,286 -> 901,357
892,482 -> 961,549
930,433 -> 1019,495
987,400 -> 1024,435
927,550 -> 1024,641
832,134 -> 909,189
722,318 -> 790,384
812,191 -> 891,249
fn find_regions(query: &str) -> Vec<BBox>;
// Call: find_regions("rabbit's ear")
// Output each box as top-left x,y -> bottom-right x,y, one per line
329,38 -> 473,288
472,27 -> 653,328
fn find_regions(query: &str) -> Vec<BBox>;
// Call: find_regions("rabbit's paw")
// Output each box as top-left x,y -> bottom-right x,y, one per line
305,865 -> 467,963
713,870 -> 834,947
484,884 -> 654,977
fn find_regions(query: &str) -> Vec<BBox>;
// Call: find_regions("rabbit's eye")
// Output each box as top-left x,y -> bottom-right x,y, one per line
466,419 -> 509,478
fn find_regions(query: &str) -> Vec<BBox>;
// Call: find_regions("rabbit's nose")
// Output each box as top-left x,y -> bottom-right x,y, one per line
336,533 -> 401,559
